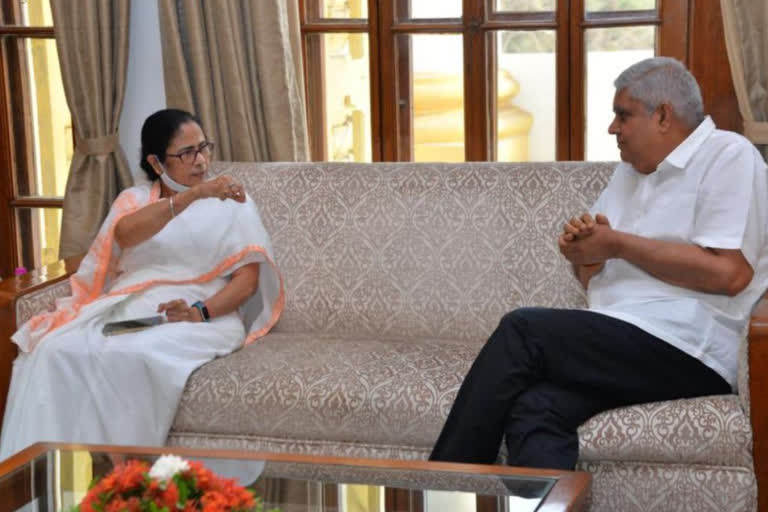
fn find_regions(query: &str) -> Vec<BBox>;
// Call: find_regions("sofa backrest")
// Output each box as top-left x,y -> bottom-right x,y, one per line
214,162 -> 615,341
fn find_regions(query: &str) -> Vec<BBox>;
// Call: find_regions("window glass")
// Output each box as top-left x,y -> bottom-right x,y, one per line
7,37 -> 73,197
398,34 -> 465,162
306,33 -> 372,162
585,0 -> 657,12
16,207 -> 62,269
398,0 -> 462,20
318,0 -> 368,19
495,30 -> 556,161
7,0 -> 54,26
495,0 -> 556,12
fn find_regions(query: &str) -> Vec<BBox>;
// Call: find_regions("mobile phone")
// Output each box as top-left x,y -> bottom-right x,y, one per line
102,315 -> 166,336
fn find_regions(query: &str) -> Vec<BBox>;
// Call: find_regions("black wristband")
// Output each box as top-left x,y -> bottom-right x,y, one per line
191,300 -> 210,322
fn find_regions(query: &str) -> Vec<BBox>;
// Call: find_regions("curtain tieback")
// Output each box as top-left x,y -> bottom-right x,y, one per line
743,120 -> 768,144
76,133 -> 120,155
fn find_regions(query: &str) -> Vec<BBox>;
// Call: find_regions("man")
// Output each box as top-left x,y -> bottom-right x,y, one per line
429,57 -> 768,470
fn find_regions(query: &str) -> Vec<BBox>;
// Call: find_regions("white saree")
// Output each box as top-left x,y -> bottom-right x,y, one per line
0,181 -> 283,460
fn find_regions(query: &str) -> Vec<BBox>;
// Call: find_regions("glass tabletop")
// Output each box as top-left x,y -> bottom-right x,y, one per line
0,446 -> 561,512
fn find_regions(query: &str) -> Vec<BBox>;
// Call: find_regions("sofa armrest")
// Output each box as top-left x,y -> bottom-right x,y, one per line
748,295 -> 768,512
0,256 -> 81,428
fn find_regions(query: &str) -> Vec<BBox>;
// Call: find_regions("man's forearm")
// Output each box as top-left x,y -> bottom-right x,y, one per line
614,231 -> 752,296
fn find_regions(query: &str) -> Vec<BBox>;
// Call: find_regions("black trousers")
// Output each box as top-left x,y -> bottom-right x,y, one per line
429,308 -> 730,469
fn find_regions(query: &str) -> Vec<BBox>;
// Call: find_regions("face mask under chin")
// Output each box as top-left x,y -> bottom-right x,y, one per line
159,170 -> 191,192
157,161 -> 209,192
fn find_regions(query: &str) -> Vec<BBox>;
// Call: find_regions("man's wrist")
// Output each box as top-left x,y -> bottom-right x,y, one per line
609,230 -> 625,260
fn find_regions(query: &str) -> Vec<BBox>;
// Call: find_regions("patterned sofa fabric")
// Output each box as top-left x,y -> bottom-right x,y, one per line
577,394 -> 752,466
172,331 -> 752,467
221,162 -> 607,340
577,461 -> 756,512
14,161 -> 756,512
172,333 -> 478,449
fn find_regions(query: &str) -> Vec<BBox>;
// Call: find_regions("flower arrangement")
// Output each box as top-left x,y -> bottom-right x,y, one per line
73,454 -> 276,512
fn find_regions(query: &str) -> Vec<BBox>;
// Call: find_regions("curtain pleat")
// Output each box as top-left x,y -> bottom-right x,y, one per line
158,1 -> 308,162
51,0 -> 133,259
721,0 -> 768,157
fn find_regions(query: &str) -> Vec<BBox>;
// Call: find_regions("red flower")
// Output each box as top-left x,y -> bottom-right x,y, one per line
201,490 -> 229,512
75,456 -> 264,511
105,498 -> 129,512
113,460 -> 150,492
160,481 -> 179,508
188,460 -> 214,489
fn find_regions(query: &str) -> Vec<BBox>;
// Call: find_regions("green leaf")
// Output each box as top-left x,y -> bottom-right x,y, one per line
174,474 -> 190,505
87,476 -> 100,490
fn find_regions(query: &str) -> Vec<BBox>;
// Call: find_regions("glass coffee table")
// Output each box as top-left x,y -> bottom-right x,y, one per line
0,443 -> 590,511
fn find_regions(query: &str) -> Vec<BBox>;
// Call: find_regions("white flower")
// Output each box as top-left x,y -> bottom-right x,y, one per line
149,455 -> 190,481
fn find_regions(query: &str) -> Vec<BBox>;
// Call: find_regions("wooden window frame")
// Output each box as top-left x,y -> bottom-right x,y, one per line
299,0 -> 691,163
0,0 -> 63,277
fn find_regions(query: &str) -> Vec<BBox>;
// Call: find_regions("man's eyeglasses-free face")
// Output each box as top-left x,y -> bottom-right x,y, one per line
166,141 -> 215,164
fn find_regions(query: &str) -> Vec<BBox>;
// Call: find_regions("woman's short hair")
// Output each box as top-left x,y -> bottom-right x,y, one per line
614,57 -> 704,128
139,108 -> 201,181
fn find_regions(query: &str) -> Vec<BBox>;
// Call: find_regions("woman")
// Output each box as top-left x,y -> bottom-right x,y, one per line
0,109 -> 283,459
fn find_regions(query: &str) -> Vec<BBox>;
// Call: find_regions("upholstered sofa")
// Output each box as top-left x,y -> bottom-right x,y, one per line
1,161 -> 765,512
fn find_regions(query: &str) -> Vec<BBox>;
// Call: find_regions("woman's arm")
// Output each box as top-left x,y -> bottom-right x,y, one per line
114,176 -> 246,249
114,188 -> 201,249
158,263 -> 261,323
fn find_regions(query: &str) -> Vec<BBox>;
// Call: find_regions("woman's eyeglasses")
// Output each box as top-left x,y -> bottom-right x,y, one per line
166,141 -> 215,164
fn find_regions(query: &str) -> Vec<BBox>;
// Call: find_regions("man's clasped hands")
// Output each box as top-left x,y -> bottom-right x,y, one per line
558,212 -> 618,272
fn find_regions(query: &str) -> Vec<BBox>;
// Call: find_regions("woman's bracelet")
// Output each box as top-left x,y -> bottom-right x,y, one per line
191,301 -> 210,322
168,196 -> 176,217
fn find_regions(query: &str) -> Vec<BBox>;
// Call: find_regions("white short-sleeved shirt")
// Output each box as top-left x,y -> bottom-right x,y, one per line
587,116 -> 768,389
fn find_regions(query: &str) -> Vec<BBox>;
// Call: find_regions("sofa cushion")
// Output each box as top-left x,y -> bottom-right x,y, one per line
578,394 -> 753,467
173,331 -> 751,468
171,332 -> 480,449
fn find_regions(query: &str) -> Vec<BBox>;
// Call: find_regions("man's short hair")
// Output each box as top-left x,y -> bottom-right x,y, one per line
614,57 -> 705,128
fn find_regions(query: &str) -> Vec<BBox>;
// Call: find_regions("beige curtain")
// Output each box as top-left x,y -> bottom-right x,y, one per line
51,0 -> 134,259
721,0 -> 768,158
158,1 -> 308,162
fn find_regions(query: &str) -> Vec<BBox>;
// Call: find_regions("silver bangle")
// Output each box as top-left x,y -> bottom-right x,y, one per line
168,196 -> 176,217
